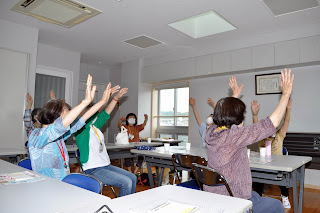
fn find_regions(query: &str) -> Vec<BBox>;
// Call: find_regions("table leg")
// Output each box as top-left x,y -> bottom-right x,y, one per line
147,161 -> 155,188
292,169 -> 298,213
298,165 -> 305,213
158,167 -> 165,186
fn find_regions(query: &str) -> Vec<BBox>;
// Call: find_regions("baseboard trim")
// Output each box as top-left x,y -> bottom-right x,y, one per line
304,184 -> 320,190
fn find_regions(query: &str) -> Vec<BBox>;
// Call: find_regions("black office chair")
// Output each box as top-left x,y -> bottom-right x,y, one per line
75,149 -> 118,198
171,153 -> 207,190
191,163 -> 234,196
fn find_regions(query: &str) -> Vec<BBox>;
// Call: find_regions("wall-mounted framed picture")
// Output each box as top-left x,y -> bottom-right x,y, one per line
255,73 -> 282,95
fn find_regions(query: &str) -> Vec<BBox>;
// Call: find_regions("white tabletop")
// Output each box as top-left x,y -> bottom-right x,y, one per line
0,148 -> 27,156
0,159 -> 110,213
141,138 -> 184,143
62,185 -> 252,213
131,147 -> 312,172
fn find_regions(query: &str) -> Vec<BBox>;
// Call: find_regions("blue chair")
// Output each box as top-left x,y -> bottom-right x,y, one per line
62,173 -> 103,194
192,163 -> 234,196
171,154 -> 207,190
18,159 -> 32,170
75,149 -> 118,197
283,147 -> 288,155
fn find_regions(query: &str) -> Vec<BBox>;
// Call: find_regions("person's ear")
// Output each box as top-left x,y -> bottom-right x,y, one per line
238,122 -> 243,127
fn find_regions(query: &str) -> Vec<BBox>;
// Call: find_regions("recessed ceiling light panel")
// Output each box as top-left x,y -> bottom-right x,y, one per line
168,11 -> 237,39
123,35 -> 162,49
11,0 -> 102,28
261,0 -> 319,17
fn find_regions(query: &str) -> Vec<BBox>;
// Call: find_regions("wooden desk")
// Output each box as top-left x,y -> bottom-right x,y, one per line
131,147 -> 311,213
0,159 -> 110,213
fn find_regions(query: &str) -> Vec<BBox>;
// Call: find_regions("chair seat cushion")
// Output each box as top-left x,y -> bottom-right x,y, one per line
177,180 -> 200,190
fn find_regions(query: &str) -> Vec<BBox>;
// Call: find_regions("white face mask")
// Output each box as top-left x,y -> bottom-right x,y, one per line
128,118 -> 136,125
206,117 -> 213,125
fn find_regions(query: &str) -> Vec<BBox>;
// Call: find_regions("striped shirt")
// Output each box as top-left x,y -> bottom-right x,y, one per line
23,109 -> 39,137
28,116 -> 85,180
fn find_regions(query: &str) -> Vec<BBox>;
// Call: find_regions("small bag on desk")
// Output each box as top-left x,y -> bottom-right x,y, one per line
115,126 -> 129,145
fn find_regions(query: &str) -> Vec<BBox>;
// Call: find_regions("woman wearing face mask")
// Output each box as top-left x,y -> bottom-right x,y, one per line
118,113 -> 148,174
189,97 -> 215,148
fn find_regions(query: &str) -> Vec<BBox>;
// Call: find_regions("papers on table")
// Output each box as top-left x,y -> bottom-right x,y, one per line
0,171 -> 46,185
148,201 -> 198,213
130,200 -> 199,213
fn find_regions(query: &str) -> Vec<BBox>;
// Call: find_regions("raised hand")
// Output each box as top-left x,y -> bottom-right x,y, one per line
208,97 -> 215,108
144,114 -> 148,120
111,85 -> 120,96
26,93 -> 33,105
281,68 -> 294,96
229,76 -> 244,98
26,93 -> 33,109
50,90 -> 56,100
189,97 -> 196,106
82,74 -> 96,105
251,100 -> 260,115
101,82 -> 112,102
120,116 -> 126,121
115,88 -> 128,99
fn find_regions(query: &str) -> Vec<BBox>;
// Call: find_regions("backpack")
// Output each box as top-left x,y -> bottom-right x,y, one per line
137,173 -> 155,186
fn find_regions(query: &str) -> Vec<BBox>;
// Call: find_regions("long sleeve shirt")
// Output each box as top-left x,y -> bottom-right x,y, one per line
28,116 -> 85,180
205,117 -> 276,199
23,109 -> 39,138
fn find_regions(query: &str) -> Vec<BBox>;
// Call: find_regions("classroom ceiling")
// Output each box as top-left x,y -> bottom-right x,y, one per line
0,0 -> 320,67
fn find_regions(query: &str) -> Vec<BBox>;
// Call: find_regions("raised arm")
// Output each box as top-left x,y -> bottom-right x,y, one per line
50,90 -> 56,100
189,97 -> 202,126
26,93 -> 33,110
207,97 -> 216,108
251,100 -> 260,124
229,76 -> 244,98
279,98 -> 292,137
142,114 -> 148,127
62,74 -> 96,127
269,69 -> 294,128
105,88 -> 128,114
118,116 -> 126,130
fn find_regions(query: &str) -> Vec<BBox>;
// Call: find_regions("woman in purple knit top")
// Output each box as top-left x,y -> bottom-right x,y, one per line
205,69 -> 294,213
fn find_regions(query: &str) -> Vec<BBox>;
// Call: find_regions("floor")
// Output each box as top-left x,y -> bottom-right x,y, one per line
71,161 -> 320,213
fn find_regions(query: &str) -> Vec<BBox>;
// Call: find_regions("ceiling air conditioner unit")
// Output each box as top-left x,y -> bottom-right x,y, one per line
11,0 -> 102,28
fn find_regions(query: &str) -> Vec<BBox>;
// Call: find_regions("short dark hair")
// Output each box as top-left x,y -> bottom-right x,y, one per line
31,108 -> 41,123
37,99 -> 71,125
213,97 -> 246,129
126,113 -> 137,126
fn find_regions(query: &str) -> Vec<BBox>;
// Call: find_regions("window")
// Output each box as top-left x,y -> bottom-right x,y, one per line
158,87 -> 189,127
154,83 -> 189,143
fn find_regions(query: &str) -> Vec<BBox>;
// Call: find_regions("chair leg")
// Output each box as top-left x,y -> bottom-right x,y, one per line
110,186 -> 117,198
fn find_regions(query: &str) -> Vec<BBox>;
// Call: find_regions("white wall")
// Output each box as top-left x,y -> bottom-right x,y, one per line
0,19 -> 38,102
37,43 -> 81,107
80,63 -> 109,84
189,65 -> 320,148
138,83 -> 152,138
107,64 -> 122,143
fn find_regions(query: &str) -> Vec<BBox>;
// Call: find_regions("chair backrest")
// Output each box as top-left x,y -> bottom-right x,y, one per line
172,154 -> 207,183
191,163 -> 233,196
18,159 -> 32,170
283,147 -> 288,155
75,149 -> 84,172
62,173 -> 103,194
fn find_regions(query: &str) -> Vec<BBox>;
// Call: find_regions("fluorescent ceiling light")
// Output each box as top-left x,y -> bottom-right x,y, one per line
168,11 -> 237,39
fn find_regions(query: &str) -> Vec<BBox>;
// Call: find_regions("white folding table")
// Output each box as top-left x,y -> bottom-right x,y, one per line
131,146 -> 311,213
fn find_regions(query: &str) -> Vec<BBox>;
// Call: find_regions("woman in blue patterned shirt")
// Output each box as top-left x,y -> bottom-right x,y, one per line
28,75 -> 112,180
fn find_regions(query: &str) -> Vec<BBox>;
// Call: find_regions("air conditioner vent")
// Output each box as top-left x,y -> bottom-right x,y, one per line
11,0 -> 102,28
